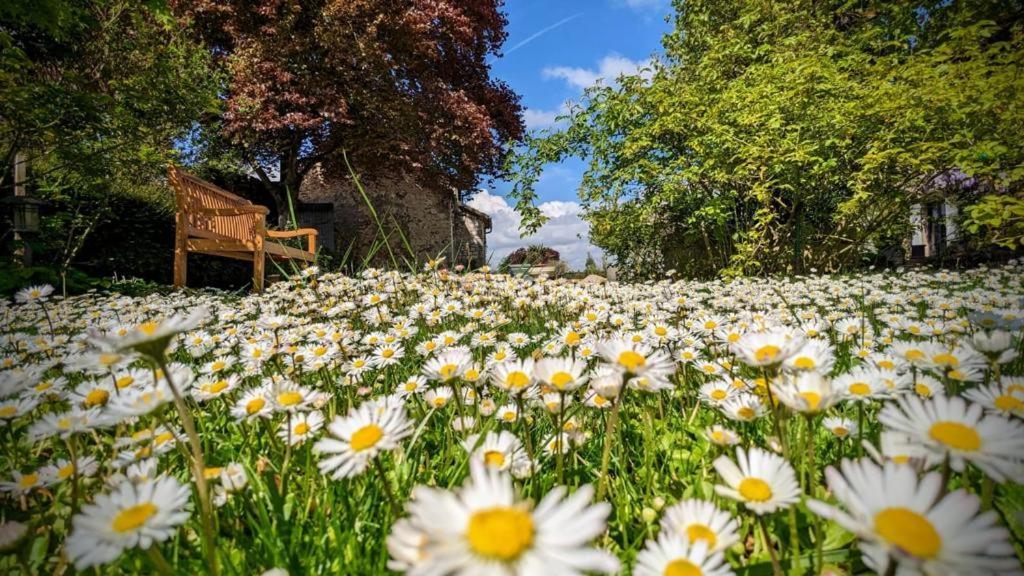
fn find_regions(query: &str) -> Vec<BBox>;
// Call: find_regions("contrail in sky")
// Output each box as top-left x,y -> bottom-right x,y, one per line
504,12 -> 584,55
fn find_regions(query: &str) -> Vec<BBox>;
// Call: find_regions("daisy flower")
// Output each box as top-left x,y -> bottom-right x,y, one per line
706,425 -> 741,446
422,348 -> 472,383
490,359 -> 536,395
15,284 -> 54,303
731,330 -> 804,368
822,416 -> 858,439
533,356 -> 588,392
633,533 -> 733,576
313,401 -> 413,479
232,386 -> 272,421
464,432 -> 528,469
65,476 -> 191,569
771,371 -> 840,414
878,395 -> 1024,482
713,447 -> 800,515
390,460 -> 619,575
42,456 -> 100,486
963,383 -> 1024,419
278,410 -> 325,445
719,393 -> 764,423
659,498 -> 741,553
596,338 -> 674,380
808,458 -> 1020,575
0,469 -> 44,495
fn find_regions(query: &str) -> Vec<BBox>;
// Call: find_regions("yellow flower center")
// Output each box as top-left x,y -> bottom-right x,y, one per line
655,327 -> 668,337
466,507 -> 534,561
277,391 -> 302,406
799,391 -> 822,410
848,382 -> 870,396
293,422 -> 310,436
84,387 -> 110,405
914,383 -> 933,397
738,477 -> 773,502
382,349 -> 395,358
737,406 -> 756,420
994,395 -> 1023,412
502,411 -> 516,421
0,406 -> 17,418
112,503 -> 159,533
663,558 -> 703,576
439,363 -> 458,379
57,464 -> 76,480
505,371 -> 530,389
710,389 -> 727,400
404,382 -> 418,391
755,345 -> 780,362
793,357 -> 816,369
565,332 -> 581,345
208,380 -> 229,394
18,473 -> 38,488
350,424 -> 383,451
99,353 -> 120,366
904,349 -> 925,361
137,322 -> 161,336
246,398 -> 266,414
686,523 -> 717,549
483,450 -> 506,468
874,507 -> 941,558
550,372 -> 574,389
115,375 -> 135,389
928,421 -> 981,451
211,361 -> 226,371
618,351 -> 646,372
931,353 -> 958,367
833,426 -> 849,437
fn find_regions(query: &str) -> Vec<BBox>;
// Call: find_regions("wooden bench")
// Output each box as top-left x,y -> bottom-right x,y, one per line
169,166 -> 317,292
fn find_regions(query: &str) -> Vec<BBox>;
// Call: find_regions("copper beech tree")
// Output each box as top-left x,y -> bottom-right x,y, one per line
171,0 -> 524,217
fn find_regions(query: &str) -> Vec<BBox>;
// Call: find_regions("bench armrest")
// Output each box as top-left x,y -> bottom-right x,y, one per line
267,228 -> 318,254
190,205 -> 270,217
266,228 -> 318,239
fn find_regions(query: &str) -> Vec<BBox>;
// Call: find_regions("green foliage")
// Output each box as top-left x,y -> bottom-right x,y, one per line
1,0 -> 222,276
507,0 -> 1024,277
965,194 -> 1024,249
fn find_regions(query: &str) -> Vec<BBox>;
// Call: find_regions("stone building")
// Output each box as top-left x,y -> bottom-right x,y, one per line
299,166 -> 491,268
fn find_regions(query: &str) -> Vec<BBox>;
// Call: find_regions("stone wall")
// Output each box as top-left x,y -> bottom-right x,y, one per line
300,166 -> 487,268
453,207 -> 488,267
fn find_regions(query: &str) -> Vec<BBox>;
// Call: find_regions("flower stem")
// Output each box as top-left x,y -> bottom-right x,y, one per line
596,393 -> 624,502
157,357 -> 218,575
373,457 -> 401,517
757,514 -> 784,576
146,545 -> 174,576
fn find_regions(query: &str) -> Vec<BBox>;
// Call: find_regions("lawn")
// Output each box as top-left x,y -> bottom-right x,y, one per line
1,264 -> 1023,575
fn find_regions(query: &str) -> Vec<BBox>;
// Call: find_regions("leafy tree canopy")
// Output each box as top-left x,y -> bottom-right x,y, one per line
507,0 -> 1024,277
171,0 -> 524,216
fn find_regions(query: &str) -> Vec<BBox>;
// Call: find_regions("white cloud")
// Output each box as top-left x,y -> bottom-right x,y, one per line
542,54 -> 649,90
468,190 -> 603,270
523,108 -> 560,130
616,0 -> 668,10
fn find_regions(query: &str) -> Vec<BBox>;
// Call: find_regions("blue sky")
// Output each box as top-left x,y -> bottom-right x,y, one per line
468,0 -> 672,268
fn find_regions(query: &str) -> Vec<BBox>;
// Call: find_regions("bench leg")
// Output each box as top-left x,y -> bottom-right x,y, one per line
173,213 -> 187,289
253,248 -> 265,293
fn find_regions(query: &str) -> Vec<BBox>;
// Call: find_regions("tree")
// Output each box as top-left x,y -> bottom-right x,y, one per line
507,0 -> 1024,277
1,0 -> 221,289
171,0 -> 524,221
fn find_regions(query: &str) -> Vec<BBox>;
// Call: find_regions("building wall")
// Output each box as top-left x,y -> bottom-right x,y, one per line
454,209 -> 488,267
300,166 -> 487,268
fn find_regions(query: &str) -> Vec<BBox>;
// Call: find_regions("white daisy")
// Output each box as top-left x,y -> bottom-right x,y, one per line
713,447 -> 800,515
391,460 -> 619,574
313,401 -> 413,479
65,476 -> 191,569
808,458 -> 1020,575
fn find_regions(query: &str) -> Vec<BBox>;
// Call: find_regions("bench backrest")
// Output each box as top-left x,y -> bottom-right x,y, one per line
169,166 -> 264,242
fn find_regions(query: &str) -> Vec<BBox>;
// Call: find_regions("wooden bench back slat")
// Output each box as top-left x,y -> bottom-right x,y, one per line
169,167 -> 257,242
169,165 -> 315,292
